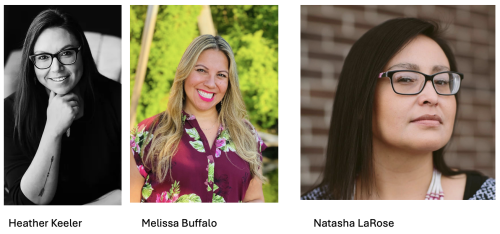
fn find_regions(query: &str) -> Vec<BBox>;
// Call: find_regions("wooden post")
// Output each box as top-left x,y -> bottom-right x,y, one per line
130,5 -> 159,129
197,5 -> 216,36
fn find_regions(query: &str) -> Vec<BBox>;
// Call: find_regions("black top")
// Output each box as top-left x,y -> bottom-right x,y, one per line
301,171 -> 496,200
4,75 -> 121,205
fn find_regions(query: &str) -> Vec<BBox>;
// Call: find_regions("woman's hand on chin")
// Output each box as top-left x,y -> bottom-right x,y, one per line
45,90 -> 80,137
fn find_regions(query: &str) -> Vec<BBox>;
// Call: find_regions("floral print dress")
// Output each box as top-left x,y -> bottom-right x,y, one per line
130,111 -> 266,203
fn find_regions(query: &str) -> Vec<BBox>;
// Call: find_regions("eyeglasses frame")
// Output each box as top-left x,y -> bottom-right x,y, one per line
29,46 -> 82,69
378,70 -> 464,96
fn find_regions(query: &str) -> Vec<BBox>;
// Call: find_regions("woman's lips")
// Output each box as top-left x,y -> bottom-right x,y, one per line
410,114 -> 442,126
48,75 -> 69,82
197,89 -> 215,102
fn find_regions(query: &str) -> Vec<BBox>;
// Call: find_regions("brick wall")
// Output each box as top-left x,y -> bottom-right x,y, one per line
301,5 -> 495,193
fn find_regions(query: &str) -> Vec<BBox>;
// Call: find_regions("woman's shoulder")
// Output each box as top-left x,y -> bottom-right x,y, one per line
5,92 -> 15,103
301,184 -> 332,200
240,119 -> 260,138
131,114 -> 162,168
4,92 -> 16,115
133,114 -> 162,135
468,178 -> 495,200
464,171 -> 495,200
94,73 -> 121,88
240,119 -> 267,152
4,93 -> 19,131
92,73 -> 121,100
241,118 -> 257,130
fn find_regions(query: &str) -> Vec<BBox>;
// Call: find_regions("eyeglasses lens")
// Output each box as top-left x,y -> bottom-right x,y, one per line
33,50 -> 77,69
392,71 -> 424,94
392,71 -> 460,95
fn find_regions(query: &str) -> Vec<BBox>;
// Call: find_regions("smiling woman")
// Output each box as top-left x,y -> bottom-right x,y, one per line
184,49 -> 229,114
130,35 -> 266,203
301,18 -> 495,200
4,8 -> 121,205
31,27 -> 83,95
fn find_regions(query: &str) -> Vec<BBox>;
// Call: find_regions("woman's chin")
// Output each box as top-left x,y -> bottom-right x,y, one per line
48,88 -> 69,95
398,132 -> 451,153
192,102 -> 217,112
404,141 -> 447,153
44,85 -> 74,95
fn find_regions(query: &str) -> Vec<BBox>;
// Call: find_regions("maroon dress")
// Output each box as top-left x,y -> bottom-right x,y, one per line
130,111 -> 266,203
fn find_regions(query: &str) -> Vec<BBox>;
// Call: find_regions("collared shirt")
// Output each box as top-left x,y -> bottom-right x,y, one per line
131,111 -> 265,203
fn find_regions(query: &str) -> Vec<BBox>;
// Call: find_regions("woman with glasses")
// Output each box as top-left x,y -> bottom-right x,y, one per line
130,35 -> 266,203
301,18 -> 495,200
4,9 -> 121,205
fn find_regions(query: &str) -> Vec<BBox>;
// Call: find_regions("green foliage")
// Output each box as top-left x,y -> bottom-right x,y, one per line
210,5 -> 278,46
131,5 -> 278,131
235,31 -> 278,129
130,5 -> 278,203
263,168 -> 278,203
130,6 -> 202,125
211,5 -> 278,130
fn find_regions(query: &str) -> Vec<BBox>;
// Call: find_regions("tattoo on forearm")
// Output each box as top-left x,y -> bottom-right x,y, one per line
38,156 -> 54,197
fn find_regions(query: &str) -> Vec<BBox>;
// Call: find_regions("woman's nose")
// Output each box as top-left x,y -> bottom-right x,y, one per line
204,73 -> 216,88
49,57 -> 64,71
418,80 -> 439,106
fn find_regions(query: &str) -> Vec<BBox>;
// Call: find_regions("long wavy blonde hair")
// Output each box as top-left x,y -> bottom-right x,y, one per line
146,35 -> 265,183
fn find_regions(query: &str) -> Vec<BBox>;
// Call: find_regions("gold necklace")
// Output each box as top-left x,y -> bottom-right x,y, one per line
201,119 -> 218,131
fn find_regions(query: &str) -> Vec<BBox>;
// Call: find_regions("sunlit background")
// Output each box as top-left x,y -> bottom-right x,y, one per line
130,5 -> 278,202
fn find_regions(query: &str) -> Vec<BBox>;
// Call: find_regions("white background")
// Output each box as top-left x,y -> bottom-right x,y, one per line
0,1 -> 498,234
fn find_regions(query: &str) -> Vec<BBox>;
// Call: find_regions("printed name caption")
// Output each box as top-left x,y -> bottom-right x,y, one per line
9,219 -> 82,227
314,219 -> 395,227
142,219 -> 217,227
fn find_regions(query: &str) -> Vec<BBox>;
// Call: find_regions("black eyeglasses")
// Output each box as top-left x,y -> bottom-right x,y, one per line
378,70 -> 464,95
29,46 -> 81,69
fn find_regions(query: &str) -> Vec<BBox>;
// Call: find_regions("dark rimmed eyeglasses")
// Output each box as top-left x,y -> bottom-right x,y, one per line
378,70 -> 464,95
29,46 -> 81,69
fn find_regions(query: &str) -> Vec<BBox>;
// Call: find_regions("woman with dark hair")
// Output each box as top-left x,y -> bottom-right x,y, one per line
301,18 -> 495,200
4,9 -> 121,205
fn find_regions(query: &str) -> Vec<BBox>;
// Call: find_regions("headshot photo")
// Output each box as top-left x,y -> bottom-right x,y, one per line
130,5 -> 278,203
4,5 -> 122,205
300,5 -> 495,200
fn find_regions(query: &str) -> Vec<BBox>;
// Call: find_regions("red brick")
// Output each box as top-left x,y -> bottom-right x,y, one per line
301,6 -> 496,186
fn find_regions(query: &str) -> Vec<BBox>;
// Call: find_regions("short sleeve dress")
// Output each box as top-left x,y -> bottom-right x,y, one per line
130,111 -> 266,203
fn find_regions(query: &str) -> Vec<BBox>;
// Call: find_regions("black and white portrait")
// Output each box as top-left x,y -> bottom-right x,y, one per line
4,5 -> 122,205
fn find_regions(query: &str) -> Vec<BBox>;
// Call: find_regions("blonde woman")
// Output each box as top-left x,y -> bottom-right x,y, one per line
130,35 -> 266,203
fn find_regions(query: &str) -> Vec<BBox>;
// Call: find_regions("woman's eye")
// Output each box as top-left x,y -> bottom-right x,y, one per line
196,68 -> 206,73
434,79 -> 449,86
60,50 -> 74,57
36,55 -> 50,61
395,77 -> 415,83
218,73 -> 227,78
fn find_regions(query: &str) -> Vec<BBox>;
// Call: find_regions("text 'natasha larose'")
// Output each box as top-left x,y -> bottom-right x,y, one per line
314,219 -> 395,227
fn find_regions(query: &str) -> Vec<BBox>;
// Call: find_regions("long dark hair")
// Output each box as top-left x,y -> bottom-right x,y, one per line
320,18 -> 461,199
13,9 -> 98,155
